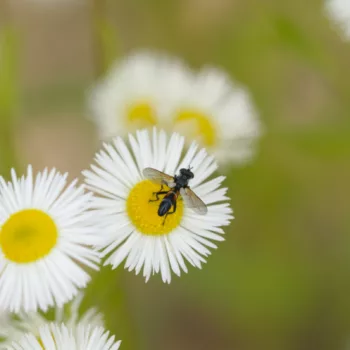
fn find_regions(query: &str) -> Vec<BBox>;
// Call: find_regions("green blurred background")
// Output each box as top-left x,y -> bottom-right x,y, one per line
1,0 -> 350,349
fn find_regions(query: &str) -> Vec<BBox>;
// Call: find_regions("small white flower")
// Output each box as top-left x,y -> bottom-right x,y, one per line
325,0 -> 350,39
0,166 -> 100,313
83,128 -> 233,283
6,323 -> 121,350
0,293 -> 103,349
89,51 -> 261,165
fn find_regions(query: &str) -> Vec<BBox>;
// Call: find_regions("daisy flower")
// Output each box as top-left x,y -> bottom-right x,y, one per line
89,51 -> 261,165
6,323 -> 121,350
325,0 -> 350,39
0,166 -> 100,313
83,128 -> 233,283
0,293 -> 103,348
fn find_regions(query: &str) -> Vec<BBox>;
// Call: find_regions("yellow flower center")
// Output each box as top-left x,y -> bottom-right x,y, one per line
0,209 -> 58,263
125,101 -> 157,128
174,109 -> 217,147
126,180 -> 184,235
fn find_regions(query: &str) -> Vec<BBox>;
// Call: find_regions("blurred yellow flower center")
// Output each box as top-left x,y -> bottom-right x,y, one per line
127,180 -> 184,235
126,101 -> 157,128
175,109 -> 217,147
0,209 -> 58,263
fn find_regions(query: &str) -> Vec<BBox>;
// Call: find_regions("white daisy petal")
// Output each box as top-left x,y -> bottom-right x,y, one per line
325,0 -> 350,39
164,132 -> 185,175
0,166 -> 101,313
84,128 -> 233,283
89,51 -> 262,166
0,292 -> 104,349
6,323 -> 121,350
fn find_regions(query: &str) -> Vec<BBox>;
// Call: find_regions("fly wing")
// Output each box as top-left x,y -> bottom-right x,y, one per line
142,167 -> 175,187
180,187 -> 208,215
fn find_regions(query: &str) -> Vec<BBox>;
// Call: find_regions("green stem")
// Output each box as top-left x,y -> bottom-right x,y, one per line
92,0 -> 108,78
0,122 -> 18,177
0,25 -> 20,178
83,268 -> 138,350
91,0 -> 119,78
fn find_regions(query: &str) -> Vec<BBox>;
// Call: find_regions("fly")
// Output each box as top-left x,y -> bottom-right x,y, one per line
143,167 -> 208,225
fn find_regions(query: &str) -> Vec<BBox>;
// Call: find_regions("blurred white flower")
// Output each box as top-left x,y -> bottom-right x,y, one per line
0,293 -> 103,349
326,0 -> 350,39
6,323 -> 121,350
0,166 -> 100,313
83,128 -> 233,283
89,51 -> 261,166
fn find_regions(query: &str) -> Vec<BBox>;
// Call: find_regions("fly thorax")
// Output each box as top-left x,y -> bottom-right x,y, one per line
176,177 -> 188,188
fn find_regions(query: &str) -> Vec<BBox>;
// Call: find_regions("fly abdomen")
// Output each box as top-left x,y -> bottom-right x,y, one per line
158,198 -> 173,216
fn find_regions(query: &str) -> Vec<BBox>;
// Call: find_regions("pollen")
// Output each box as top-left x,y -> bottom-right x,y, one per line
0,209 -> 58,263
174,109 -> 217,147
126,101 -> 158,128
126,180 -> 184,235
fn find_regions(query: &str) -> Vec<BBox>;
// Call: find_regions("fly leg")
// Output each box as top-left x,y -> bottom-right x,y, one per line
149,185 -> 168,202
162,200 -> 177,225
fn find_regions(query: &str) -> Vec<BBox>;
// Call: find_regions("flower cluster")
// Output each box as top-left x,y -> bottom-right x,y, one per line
0,51 -> 255,348
89,51 -> 261,165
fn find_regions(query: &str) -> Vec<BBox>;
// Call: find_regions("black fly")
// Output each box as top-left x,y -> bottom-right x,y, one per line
143,167 -> 208,225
